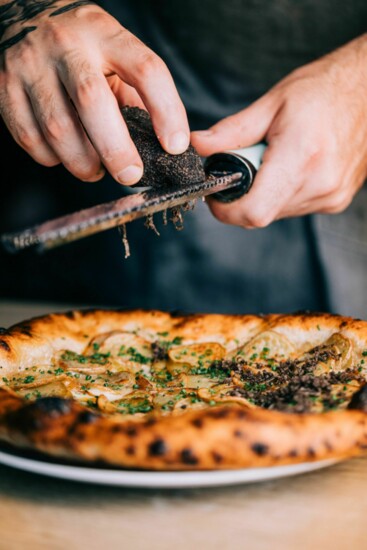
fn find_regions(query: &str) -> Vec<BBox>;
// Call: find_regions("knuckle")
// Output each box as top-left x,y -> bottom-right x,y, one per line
42,113 -> 73,141
15,126 -> 42,151
244,209 -> 272,228
99,147 -> 125,164
7,47 -> 34,72
44,22 -> 73,49
9,42 -> 34,68
321,178 -> 338,196
134,52 -> 166,82
64,154 -> 99,180
75,76 -> 105,107
323,192 -> 351,214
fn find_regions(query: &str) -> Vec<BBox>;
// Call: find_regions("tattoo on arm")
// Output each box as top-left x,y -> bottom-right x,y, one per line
0,0 -> 95,53
49,1 -> 94,17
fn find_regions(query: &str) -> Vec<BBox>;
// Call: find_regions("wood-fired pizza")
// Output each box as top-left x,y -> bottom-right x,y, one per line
0,309 -> 367,470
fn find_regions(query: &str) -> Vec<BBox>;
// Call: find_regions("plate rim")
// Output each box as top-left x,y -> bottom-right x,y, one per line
0,449 -> 340,488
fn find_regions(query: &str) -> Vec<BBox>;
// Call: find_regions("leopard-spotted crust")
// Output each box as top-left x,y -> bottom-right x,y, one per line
0,309 -> 367,470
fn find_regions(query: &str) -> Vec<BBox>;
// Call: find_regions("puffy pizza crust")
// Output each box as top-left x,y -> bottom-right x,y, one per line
0,310 -> 367,470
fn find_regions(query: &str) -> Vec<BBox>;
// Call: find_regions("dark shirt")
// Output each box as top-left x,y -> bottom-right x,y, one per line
1,0 -> 367,314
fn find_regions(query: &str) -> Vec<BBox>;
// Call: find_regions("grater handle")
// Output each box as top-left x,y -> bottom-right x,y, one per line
204,143 -> 266,203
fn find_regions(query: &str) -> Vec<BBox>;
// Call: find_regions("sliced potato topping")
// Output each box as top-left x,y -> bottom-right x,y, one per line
3,329 -> 365,416
168,342 -> 226,368
2,365 -> 67,389
299,333 -> 353,375
17,381 -> 72,400
198,386 -> 256,409
229,330 -> 296,367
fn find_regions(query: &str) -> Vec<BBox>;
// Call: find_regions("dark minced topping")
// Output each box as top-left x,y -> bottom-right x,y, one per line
150,337 -> 184,362
151,342 -> 169,362
224,353 -> 365,413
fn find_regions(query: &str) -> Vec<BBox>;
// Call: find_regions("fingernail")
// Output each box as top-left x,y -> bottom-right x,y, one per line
117,164 -> 143,185
168,131 -> 190,154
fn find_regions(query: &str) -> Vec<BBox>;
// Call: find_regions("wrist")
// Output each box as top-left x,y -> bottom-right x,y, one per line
0,0 -> 96,52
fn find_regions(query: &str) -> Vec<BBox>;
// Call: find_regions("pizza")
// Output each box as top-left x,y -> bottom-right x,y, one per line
0,309 -> 367,470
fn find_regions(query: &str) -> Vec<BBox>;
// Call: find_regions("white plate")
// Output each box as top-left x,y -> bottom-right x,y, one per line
0,449 -> 339,488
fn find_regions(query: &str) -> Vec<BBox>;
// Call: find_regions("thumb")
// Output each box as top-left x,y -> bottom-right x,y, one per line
191,91 -> 280,157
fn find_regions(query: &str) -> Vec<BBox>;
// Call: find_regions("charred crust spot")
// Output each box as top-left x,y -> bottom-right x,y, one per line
7,410 -> 43,432
236,409 -> 248,419
145,417 -> 157,427
149,438 -> 167,456
181,448 -> 199,465
0,328 -> 8,335
125,445 -> 135,455
208,408 -> 230,419
212,451 -> 223,464
170,310 -> 193,319
348,385 -> 367,411
288,449 -> 298,458
65,311 -> 75,320
0,340 -> 10,352
7,398 -> 72,432
234,429 -> 244,438
77,410 -> 99,424
251,443 -> 269,456
125,426 -> 138,437
31,397 -> 72,416
80,309 -> 97,316
192,418 -> 203,428
308,447 -> 316,458
111,425 -> 124,433
15,323 -> 32,337
339,321 -> 348,328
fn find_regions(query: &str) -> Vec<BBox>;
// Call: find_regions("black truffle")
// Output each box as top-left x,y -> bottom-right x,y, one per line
122,106 -> 205,188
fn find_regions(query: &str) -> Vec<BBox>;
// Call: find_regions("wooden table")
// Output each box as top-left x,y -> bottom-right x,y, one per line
0,301 -> 366,550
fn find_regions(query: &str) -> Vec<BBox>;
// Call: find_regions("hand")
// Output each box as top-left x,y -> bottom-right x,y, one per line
0,1 -> 189,184
192,35 -> 367,228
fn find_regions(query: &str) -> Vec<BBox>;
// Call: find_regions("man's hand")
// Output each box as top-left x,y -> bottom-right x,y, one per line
192,35 -> 367,228
0,0 -> 189,183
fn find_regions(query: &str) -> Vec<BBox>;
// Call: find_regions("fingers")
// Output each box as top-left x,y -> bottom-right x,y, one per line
1,12 -> 190,184
25,73 -> 104,182
103,30 -> 190,155
191,92 -> 279,157
208,127 -> 306,228
0,83 -> 60,167
57,53 -> 144,185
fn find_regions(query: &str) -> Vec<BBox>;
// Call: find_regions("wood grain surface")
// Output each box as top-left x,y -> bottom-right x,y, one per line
0,301 -> 366,550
